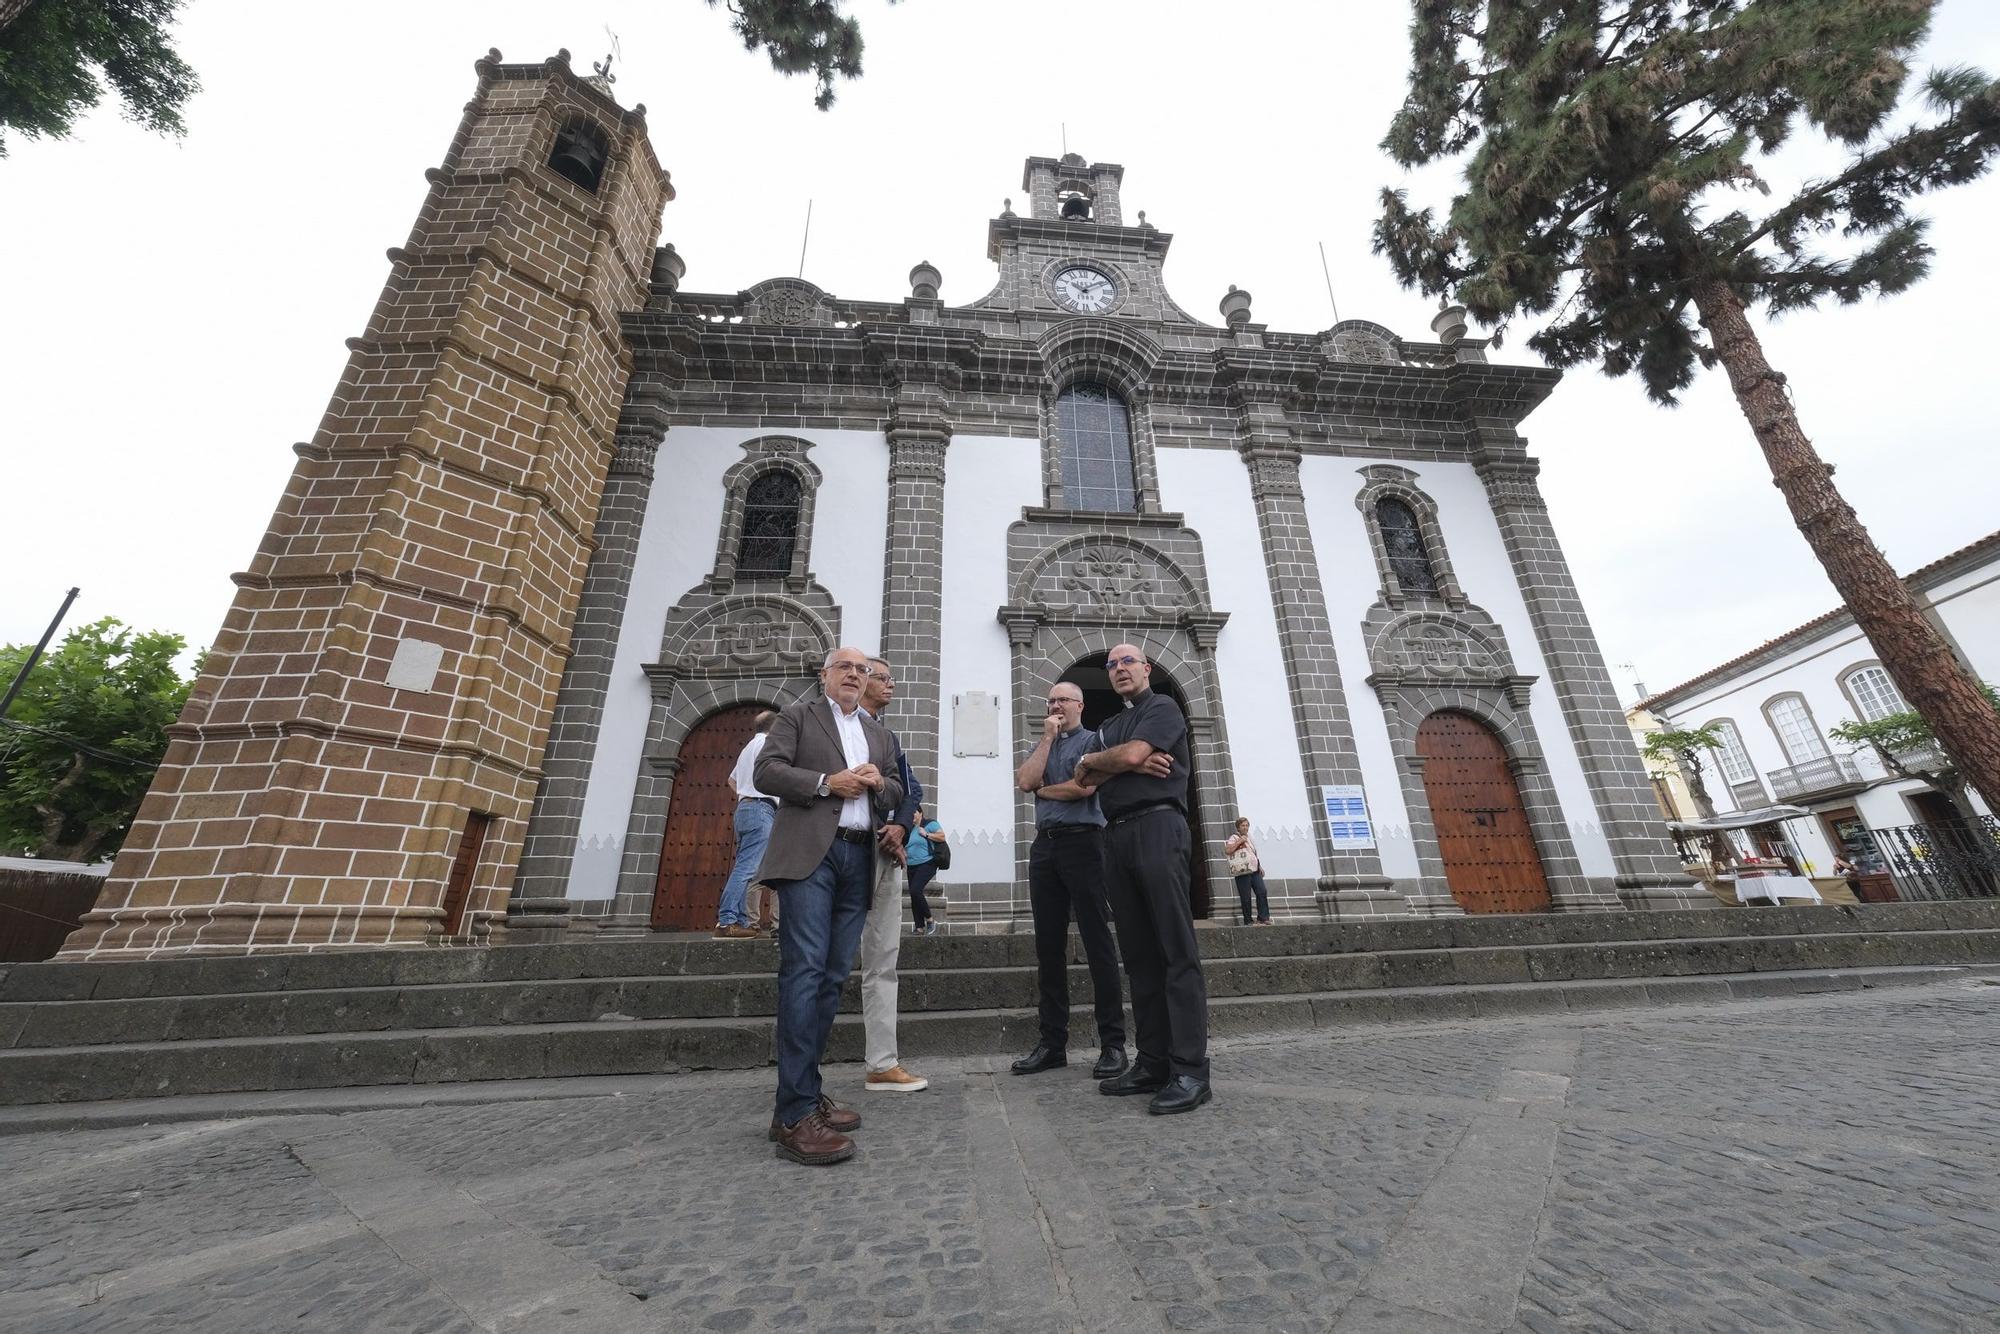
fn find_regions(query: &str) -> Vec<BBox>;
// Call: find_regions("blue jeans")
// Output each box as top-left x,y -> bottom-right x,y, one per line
772,837 -> 872,1126
718,799 -> 774,927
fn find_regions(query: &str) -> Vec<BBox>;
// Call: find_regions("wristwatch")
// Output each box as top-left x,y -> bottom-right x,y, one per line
815,773 -> 830,799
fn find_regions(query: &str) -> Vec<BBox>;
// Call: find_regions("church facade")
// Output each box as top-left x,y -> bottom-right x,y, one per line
510,152 -> 1700,936
62,57 -> 1696,960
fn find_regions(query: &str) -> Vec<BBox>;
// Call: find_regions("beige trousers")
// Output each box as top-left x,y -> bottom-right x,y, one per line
860,855 -> 906,1074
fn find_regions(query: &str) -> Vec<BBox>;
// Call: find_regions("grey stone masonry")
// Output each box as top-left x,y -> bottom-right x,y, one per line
1471,438 -> 1704,909
508,387 -> 670,940
879,426 -> 948,786
1228,385 -> 1402,919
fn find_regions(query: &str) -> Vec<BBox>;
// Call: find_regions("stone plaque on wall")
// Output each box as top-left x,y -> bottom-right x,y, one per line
952,691 -> 1000,757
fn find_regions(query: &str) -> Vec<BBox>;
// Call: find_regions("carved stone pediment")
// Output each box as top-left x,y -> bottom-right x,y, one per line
1026,542 -> 1189,616
660,593 -> 836,678
1366,610 -> 1519,685
744,278 -> 831,327
1329,330 -> 1396,364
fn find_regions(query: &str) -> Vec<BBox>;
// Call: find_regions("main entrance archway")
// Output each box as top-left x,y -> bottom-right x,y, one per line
1058,654 -> 1212,919
652,703 -> 769,931
1416,710 -> 1551,913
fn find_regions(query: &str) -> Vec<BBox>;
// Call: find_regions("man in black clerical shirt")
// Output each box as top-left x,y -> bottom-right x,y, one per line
1072,643 -> 1212,1114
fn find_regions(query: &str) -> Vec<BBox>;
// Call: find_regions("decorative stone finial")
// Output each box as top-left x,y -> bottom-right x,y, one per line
1430,300 -> 1469,344
587,51 -> 617,96
1001,197 -> 1015,217
908,260 -> 942,300
1219,285 -> 1254,328
1137,209 -> 1149,227
652,244 -> 687,293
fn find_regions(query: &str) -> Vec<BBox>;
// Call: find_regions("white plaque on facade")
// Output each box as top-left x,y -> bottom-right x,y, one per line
1322,785 -> 1375,849
385,637 -> 446,693
952,691 -> 1000,757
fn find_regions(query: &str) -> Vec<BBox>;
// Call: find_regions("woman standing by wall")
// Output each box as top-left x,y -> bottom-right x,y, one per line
1225,817 -> 1270,925
905,805 -> 947,936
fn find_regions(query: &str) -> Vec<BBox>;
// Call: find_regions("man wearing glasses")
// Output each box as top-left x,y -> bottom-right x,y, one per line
1011,681 -> 1130,1081
753,646 -> 908,1164
1071,644 -> 1212,1115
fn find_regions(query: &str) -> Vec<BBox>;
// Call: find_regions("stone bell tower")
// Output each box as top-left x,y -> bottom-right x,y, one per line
62,50 -> 672,957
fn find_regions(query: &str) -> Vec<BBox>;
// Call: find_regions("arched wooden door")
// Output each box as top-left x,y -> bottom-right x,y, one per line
652,704 -> 767,931
1416,711 -> 1551,914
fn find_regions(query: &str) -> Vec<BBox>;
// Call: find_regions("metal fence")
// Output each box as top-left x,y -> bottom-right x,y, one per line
1859,817 -> 2000,901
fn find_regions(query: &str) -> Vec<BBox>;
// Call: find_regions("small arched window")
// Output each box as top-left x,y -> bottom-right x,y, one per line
735,470 -> 802,576
1843,665 -> 1908,722
1054,383 -> 1136,512
1377,498 -> 1440,595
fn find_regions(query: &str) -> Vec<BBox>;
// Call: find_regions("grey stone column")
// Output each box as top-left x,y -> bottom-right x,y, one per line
506,395 -> 668,941
1472,444 -> 1707,910
878,421 -> 949,786
1237,407 -> 1404,919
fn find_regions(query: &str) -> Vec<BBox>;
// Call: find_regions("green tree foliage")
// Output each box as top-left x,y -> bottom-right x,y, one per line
1375,0 -> 2000,814
1640,722 -> 1722,812
703,0 -> 898,110
0,0 -> 199,156
0,619 -> 195,862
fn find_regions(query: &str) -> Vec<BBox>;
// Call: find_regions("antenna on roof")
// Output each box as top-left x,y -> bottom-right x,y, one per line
1318,242 -> 1341,324
1616,662 -> 1648,702
797,199 -> 813,280
1061,122 -> 1068,155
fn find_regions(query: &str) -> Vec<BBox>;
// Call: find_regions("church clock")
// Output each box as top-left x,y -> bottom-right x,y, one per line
1049,265 -> 1118,314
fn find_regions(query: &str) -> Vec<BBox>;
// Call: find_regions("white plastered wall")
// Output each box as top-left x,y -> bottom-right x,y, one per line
1152,448 -> 1319,878
931,434 -> 1044,884
564,426 -> 890,900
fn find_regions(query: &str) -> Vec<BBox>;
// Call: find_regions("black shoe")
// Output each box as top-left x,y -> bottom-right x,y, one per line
1010,1043 -> 1067,1075
1091,1046 -> 1129,1080
1098,1064 -> 1168,1096
1148,1075 -> 1213,1115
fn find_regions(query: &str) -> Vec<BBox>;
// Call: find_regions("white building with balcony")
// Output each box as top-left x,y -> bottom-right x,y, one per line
1635,530 -> 1999,901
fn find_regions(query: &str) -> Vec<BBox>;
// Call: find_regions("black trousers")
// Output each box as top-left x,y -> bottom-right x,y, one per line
1027,827 -> 1126,1051
907,861 -> 939,928
1102,808 -> 1209,1081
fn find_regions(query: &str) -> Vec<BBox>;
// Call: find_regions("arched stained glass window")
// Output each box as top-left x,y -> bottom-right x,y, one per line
1055,383 -> 1137,512
736,470 -> 802,576
1377,497 -> 1440,595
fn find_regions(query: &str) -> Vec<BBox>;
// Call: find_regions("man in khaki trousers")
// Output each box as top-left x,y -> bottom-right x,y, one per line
856,656 -> 929,1094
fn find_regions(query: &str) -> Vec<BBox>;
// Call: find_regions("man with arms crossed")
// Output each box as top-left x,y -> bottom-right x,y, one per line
754,647 -> 908,1164
1072,643 -> 1212,1115
856,655 -> 929,1094
1011,681 -> 1129,1080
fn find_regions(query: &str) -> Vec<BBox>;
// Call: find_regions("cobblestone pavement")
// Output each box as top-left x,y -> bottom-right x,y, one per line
3,980 -> 1999,1332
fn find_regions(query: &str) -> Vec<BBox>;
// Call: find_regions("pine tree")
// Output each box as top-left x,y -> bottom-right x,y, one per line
704,0 -> 899,110
0,0 -> 198,155
1376,0 -> 2000,813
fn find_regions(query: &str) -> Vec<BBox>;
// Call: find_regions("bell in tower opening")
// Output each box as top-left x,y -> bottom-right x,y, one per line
1059,191 -> 1093,221
549,118 -> 610,193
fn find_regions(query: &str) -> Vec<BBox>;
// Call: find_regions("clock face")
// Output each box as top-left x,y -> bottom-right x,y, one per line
1050,266 -> 1117,314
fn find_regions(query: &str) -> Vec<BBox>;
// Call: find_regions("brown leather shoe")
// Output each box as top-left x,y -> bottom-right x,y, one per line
712,925 -> 759,939
771,1110 -> 855,1165
768,1094 -> 861,1141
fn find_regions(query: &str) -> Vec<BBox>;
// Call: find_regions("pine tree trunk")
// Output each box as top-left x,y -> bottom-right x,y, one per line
1691,277 -> 2000,814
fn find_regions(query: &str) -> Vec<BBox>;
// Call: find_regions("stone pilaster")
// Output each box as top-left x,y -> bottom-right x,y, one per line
507,388 -> 671,941
879,419 -> 949,783
1472,445 -> 1706,910
1234,398 -> 1403,919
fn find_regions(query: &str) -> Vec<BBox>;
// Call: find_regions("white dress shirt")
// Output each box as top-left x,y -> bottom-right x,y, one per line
729,733 -> 770,802
827,697 -> 873,830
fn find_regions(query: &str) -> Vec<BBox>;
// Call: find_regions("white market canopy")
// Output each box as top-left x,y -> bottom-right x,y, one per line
1667,805 -> 1812,834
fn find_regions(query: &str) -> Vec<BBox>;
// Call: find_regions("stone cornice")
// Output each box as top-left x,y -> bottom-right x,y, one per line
985,215 -> 1173,263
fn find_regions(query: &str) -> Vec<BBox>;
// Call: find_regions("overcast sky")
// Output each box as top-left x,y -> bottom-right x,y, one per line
3,0 -> 1997,704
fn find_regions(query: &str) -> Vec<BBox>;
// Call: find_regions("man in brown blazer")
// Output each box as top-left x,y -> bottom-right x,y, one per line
754,645 -> 907,1165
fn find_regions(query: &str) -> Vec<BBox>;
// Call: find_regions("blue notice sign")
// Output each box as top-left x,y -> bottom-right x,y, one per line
1322,785 -> 1375,849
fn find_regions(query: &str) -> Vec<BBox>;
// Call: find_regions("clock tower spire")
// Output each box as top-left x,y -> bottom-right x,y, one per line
982,151 -> 1193,324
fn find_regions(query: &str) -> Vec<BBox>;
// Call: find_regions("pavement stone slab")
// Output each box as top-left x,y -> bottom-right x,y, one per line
1,982 -> 1998,1332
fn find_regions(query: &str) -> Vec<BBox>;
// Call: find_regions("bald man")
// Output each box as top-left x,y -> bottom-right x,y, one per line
1072,643 -> 1211,1115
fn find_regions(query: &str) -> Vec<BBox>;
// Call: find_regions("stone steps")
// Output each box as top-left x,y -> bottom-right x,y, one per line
0,965 -> 1988,1108
0,902 -> 1993,1106
6,927 -> 2000,1052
